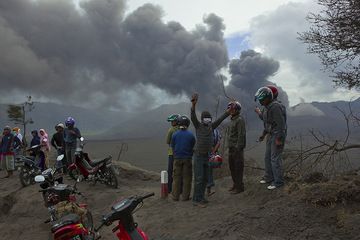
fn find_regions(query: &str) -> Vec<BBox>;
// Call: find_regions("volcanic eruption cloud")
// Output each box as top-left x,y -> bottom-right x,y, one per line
0,0 -> 287,111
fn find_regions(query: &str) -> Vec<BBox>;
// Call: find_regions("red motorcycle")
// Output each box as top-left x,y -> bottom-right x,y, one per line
68,138 -> 118,189
35,176 -> 94,240
51,213 -> 94,240
95,193 -> 155,240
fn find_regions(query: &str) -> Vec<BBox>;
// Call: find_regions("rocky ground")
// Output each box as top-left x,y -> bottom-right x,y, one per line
0,162 -> 359,240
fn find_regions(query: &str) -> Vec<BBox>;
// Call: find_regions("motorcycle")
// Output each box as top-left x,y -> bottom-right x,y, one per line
18,145 -> 49,187
35,176 -> 94,236
68,137 -> 118,189
95,193 -> 155,240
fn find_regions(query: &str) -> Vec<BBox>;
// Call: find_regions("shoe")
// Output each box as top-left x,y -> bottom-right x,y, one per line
181,197 -> 190,201
201,199 -> 209,204
228,186 -> 235,192
230,189 -> 244,194
260,178 -> 273,184
193,201 -> 207,208
207,191 -> 215,197
171,195 -> 179,201
267,185 -> 277,190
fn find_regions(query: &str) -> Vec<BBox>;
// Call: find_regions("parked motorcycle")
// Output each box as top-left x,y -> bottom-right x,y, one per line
95,193 -> 155,240
18,145 -> 44,187
68,138 -> 118,189
35,176 -> 94,234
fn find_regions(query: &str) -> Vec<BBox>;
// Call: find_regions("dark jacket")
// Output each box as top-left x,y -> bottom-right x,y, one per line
0,133 -> 17,155
265,101 -> 287,141
191,108 -> 229,155
227,114 -> 246,150
31,134 -> 41,147
171,129 -> 196,159
63,127 -> 81,145
51,132 -> 65,149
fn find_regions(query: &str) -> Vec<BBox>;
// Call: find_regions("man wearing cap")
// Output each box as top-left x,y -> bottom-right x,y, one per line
166,114 -> 180,193
51,123 -> 67,171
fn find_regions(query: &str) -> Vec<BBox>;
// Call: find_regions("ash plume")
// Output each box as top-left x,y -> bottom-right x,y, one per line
225,50 -> 289,110
0,0 -> 228,110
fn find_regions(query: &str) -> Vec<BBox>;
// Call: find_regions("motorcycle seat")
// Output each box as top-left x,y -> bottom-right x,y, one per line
51,214 -> 80,233
89,156 -> 112,167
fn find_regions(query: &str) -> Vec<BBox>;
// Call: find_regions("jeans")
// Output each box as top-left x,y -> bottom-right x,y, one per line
207,167 -> 215,188
228,148 -> 244,191
265,135 -> 285,187
193,154 -> 209,202
65,144 -> 76,165
168,155 -> 174,193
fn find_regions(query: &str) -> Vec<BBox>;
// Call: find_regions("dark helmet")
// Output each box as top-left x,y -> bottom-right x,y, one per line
65,117 -> 75,127
167,114 -> 180,122
178,115 -> 190,129
255,87 -> 273,103
227,101 -> 242,112
267,85 -> 279,99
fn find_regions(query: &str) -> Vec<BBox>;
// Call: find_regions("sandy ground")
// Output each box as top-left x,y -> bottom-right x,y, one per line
1,161 -> 359,240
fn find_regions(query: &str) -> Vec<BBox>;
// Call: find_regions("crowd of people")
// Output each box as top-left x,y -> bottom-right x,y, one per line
166,86 -> 287,208
0,117 -> 82,178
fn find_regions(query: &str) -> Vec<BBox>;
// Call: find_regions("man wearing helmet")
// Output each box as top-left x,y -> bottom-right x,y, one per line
51,123 -> 66,171
227,101 -> 246,194
171,115 -> 196,202
191,93 -> 230,207
63,117 -> 82,165
166,114 -> 180,193
255,87 -> 287,190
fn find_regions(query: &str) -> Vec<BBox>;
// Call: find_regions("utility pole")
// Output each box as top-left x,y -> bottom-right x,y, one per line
21,96 -> 34,147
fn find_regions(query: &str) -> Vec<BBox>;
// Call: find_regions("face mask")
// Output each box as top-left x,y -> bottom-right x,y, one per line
202,118 -> 212,124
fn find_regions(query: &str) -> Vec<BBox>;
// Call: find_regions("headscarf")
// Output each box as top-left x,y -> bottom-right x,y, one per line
39,129 -> 50,151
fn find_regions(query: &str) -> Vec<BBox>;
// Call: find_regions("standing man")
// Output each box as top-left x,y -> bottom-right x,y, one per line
51,123 -> 66,171
12,127 -> 23,158
255,85 -> 286,185
0,126 -> 17,178
166,114 -> 180,193
171,115 -> 195,202
63,117 -> 81,165
255,87 -> 287,190
227,101 -> 246,194
191,93 -> 230,207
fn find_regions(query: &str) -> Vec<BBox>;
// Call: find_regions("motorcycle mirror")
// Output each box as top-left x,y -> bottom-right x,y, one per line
56,154 -> 64,161
80,137 -> 84,142
35,175 -> 45,183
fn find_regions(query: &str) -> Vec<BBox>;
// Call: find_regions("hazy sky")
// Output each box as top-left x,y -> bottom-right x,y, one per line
125,0 -> 358,105
0,0 -> 358,110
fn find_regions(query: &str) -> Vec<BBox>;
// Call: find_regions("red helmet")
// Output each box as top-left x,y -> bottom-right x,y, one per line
227,101 -> 242,112
267,85 -> 278,99
208,154 -> 223,168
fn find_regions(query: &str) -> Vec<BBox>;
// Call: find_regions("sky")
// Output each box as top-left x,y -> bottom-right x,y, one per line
126,0 -> 359,105
0,0 -> 358,111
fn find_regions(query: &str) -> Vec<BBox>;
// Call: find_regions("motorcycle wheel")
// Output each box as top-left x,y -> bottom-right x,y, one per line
104,166 -> 118,189
19,166 -> 34,187
68,168 -> 80,181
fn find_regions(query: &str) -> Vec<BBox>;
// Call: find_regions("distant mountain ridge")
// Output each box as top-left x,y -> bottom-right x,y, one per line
0,102 -> 133,137
1,98 -> 359,140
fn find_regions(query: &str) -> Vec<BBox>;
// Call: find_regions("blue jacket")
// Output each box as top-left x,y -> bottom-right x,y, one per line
171,129 -> 196,159
63,127 -> 81,145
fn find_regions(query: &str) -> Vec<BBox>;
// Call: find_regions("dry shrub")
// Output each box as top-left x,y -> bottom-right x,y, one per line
299,175 -> 360,207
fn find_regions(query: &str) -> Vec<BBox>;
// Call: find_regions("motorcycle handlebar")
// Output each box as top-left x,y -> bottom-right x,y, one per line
138,192 -> 155,201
